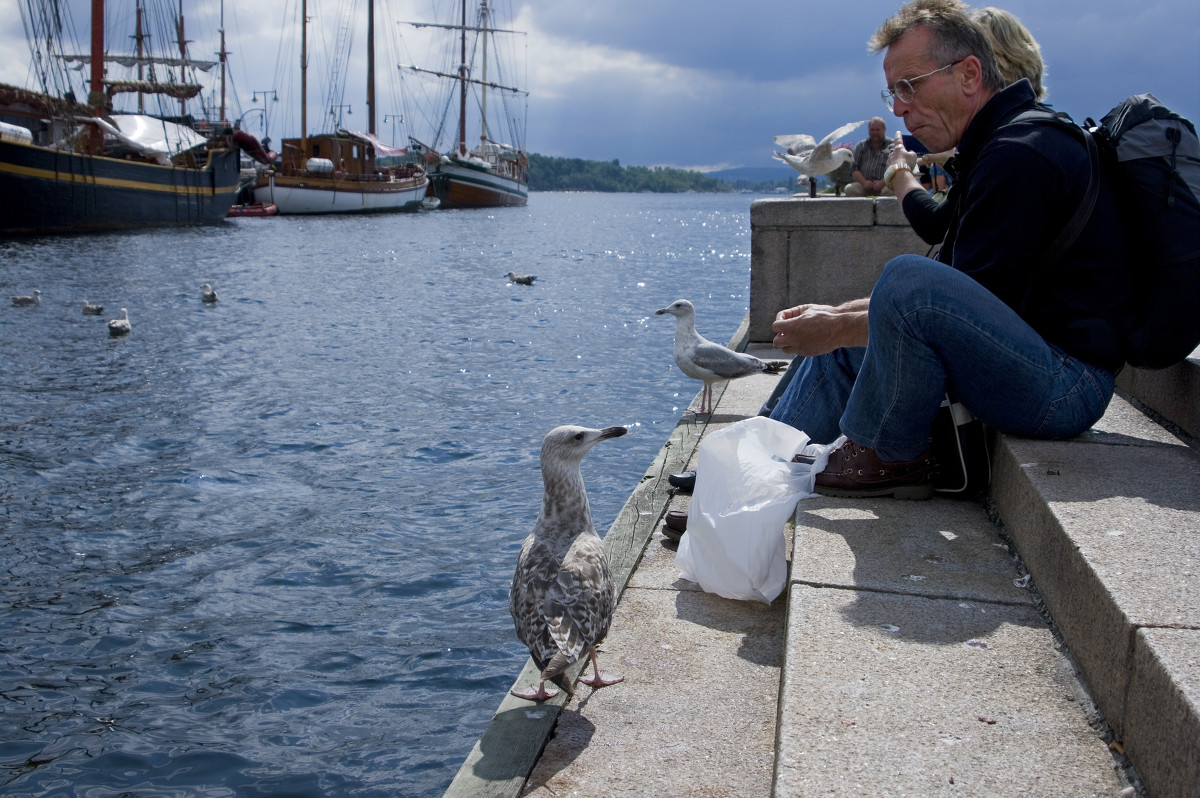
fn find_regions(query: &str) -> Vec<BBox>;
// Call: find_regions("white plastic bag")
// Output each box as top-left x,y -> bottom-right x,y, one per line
675,417 -> 837,603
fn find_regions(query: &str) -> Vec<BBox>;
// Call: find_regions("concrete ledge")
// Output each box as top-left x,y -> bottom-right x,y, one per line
1124,628 -> 1200,798
988,394 -> 1200,797
1117,351 -> 1200,441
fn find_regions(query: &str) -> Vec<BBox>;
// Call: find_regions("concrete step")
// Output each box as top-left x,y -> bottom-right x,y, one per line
1116,349 -> 1200,441
775,494 -> 1131,795
989,394 -> 1200,798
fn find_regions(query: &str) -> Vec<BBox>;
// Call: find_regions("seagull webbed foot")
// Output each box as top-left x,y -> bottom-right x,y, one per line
510,682 -> 560,701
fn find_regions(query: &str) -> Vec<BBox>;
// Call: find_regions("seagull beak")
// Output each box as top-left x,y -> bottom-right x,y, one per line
599,426 -> 628,440
654,308 -> 668,315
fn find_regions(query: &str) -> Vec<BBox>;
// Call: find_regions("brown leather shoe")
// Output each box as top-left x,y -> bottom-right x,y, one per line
814,439 -> 936,500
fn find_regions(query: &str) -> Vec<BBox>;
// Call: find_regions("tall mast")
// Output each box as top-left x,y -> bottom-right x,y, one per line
135,0 -> 145,113
479,0 -> 488,149
88,0 -> 105,114
301,0 -> 308,152
219,0 -> 228,125
457,0 -> 467,156
367,0 -> 375,135
176,0 -> 187,117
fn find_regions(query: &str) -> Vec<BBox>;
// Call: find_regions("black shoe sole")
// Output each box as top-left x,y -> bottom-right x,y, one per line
667,471 -> 696,492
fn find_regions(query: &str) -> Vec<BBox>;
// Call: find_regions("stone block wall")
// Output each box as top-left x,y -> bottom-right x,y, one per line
748,196 -> 929,342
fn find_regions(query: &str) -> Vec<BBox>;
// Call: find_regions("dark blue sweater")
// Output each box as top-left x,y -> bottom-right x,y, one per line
903,81 -> 1133,371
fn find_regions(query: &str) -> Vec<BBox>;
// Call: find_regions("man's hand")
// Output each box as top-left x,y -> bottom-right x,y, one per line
771,300 -> 869,356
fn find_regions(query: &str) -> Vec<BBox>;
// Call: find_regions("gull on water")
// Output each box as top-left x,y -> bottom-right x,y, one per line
510,424 -> 628,702
10,290 -> 40,306
773,120 -> 864,183
108,308 -> 131,336
656,298 -> 784,415
506,271 -> 536,286
82,300 -> 104,315
201,283 -> 218,302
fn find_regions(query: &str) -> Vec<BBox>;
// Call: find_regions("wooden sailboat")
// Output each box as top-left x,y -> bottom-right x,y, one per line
252,0 -> 429,214
402,0 -> 529,208
0,0 -> 242,235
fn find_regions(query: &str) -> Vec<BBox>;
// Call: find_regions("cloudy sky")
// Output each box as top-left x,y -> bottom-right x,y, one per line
3,0 -> 1198,172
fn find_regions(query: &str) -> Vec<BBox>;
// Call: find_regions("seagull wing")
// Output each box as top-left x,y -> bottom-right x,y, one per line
687,341 -> 770,379
540,536 -> 614,676
773,133 -> 816,155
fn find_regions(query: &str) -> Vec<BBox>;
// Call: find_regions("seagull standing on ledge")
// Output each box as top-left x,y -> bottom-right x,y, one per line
201,283 -> 218,302
107,308 -> 131,336
10,290 -> 40,306
506,271 -> 536,286
510,425 -> 628,702
656,299 -> 784,415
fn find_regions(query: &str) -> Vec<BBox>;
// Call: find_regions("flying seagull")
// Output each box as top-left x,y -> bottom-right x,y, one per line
82,300 -> 104,315
506,271 -> 536,286
656,298 -> 784,415
510,424 -> 628,702
10,290 -> 40,306
773,120 -> 864,191
201,283 -> 218,302
107,308 -> 131,336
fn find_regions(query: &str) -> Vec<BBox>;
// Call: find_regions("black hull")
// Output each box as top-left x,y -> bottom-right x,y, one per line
0,140 -> 241,235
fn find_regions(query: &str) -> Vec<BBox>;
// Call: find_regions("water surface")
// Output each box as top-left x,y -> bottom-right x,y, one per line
0,192 -> 767,796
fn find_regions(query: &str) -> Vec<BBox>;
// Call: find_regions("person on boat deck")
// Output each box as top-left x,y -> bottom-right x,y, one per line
764,0 -> 1133,500
844,117 -> 896,197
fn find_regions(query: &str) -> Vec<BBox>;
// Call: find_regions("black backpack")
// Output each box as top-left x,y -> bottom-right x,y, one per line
1029,95 -> 1200,369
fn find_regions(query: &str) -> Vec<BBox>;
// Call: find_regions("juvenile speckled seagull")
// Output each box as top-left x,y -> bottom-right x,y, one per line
773,119 -> 864,182
107,308 -> 131,336
82,300 -> 104,315
10,290 -> 40,306
201,283 -> 218,302
510,424 -> 628,702
506,271 -> 536,286
656,298 -> 784,415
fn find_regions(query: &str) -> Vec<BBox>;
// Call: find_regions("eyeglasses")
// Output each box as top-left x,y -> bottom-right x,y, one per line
881,59 -> 964,110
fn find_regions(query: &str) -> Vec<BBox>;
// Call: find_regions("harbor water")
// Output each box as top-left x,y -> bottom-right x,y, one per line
0,191 -> 767,796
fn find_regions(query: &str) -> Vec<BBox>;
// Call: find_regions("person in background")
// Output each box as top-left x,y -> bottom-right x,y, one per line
844,117 -> 896,196
766,0 -> 1132,499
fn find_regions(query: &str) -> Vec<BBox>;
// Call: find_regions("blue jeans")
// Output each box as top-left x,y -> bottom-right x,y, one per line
768,255 -> 1116,461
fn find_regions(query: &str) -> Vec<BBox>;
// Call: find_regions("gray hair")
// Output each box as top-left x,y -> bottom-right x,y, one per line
869,0 -> 1005,92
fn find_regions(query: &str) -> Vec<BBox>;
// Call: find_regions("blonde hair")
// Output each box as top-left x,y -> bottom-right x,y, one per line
972,7 -> 1047,99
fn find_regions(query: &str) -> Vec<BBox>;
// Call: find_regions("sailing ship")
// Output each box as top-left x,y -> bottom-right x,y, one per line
0,0 -> 244,235
402,0 -> 529,208
252,0 -> 429,214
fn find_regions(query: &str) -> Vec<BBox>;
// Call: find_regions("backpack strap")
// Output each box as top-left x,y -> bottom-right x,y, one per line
1043,124 -> 1101,264
1009,111 -> 1102,313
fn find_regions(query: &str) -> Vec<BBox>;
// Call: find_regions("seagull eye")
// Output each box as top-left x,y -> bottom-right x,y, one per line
574,433 -> 584,441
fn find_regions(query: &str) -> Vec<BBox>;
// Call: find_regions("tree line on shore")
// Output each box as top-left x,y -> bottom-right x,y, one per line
527,153 -> 795,194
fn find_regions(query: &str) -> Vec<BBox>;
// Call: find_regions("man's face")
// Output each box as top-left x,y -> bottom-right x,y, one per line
868,120 -> 886,144
882,27 -> 964,153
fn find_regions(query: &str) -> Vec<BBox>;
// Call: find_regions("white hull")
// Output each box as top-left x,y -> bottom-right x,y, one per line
254,175 -> 428,214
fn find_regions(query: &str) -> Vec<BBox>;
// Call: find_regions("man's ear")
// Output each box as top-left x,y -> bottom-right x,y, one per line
958,55 -> 985,96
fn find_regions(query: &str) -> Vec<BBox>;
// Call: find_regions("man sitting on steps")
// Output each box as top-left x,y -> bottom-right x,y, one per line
763,0 -> 1134,500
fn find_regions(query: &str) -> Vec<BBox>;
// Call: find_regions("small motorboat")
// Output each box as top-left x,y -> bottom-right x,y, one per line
227,202 -> 278,218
